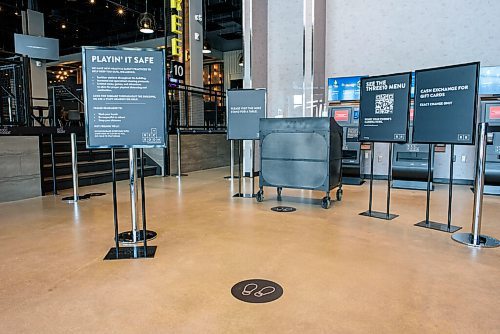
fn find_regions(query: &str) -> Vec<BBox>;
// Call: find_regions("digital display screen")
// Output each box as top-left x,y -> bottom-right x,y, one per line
334,109 -> 350,122
328,76 -> 363,101
479,66 -> 500,95
489,105 -> 500,119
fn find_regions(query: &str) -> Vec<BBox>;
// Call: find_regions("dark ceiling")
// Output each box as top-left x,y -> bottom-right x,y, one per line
0,0 -> 241,56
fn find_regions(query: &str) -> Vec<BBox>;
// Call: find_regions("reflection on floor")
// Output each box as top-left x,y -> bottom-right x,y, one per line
0,167 -> 499,333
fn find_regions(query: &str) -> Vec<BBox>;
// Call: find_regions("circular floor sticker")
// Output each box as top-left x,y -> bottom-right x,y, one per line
270,206 -> 297,213
231,279 -> 283,303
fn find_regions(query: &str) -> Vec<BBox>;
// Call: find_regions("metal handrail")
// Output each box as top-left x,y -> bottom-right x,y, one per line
49,85 -> 84,105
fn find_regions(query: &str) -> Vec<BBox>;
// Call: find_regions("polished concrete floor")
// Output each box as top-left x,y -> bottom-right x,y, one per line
0,167 -> 499,333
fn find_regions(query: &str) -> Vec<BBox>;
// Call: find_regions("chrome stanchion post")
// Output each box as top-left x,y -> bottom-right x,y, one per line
368,142 -> 375,215
386,143 -> 393,219
71,132 -> 79,201
230,140 -> 234,179
129,148 -> 138,243
452,122 -> 500,248
177,127 -> 181,178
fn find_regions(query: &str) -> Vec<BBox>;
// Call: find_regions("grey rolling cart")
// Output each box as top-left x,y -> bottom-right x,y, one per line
256,117 -> 343,209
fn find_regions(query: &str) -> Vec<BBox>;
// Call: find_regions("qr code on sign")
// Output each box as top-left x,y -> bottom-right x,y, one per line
375,93 -> 394,114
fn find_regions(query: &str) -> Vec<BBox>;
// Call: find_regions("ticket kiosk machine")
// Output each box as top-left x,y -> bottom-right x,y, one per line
328,105 -> 363,185
480,100 -> 500,195
392,103 -> 434,190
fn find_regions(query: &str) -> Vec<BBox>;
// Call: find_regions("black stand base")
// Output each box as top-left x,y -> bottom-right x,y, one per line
451,233 -> 500,248
62,194 -> 91,202
117,230 -> 157,244
359,210 -> 399,220
104,246 -> 157,260
233,193 -> 256,198
171,173 -> 188,177
414,220 -> 462,233
224,175 -> 241,179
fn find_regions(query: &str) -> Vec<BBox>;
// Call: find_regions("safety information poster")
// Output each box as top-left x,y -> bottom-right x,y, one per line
358,72 -> 412,142
83,47 -> 166,148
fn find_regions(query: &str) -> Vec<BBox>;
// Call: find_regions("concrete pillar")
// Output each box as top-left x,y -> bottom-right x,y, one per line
188,0 -> 204,126
22,9 -> 49,123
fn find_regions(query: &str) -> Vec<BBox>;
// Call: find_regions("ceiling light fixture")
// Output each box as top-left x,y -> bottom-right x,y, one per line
138,0 -> 155,34
61,23 -> 67,29
90,0 -> 95,4
117,7 -> 124,15
202,0 -> 211,54
202,40 -> 212,54
238,53 -> 244,67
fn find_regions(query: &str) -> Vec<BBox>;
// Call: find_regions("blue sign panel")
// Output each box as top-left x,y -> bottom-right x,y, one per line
479,66 -> 500,95
327,76 -> 363,101
83,47 -> 166,148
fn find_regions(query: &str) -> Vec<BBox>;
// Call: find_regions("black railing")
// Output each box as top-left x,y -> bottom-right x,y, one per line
167,84 -> 226,132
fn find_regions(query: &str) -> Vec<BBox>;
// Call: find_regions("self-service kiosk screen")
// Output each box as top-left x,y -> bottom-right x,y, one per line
488,105 -> 500,121
346,128 -> 358,142
413,62 -> 479,145
334,109 -> 350,122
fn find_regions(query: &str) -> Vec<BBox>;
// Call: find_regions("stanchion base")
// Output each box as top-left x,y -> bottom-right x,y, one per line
233,193 -> 256,198
117,230 -> 157,244
103,246 -> 157,260
62,194 -> 91,202
359,210 -> 398,220
171,174 -> 188,177
86,192 -> 107,197
451,233 -> 500,248
415,220 -> 462,233
224,175 -> 241,179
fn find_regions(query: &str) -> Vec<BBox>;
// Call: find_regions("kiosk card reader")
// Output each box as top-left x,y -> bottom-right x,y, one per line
392,103 -> 434,190
328,106 -> 364,185
479,101 -> 500,195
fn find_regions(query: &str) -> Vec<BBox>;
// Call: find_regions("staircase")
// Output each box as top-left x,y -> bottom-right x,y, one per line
40,134 -> 161,194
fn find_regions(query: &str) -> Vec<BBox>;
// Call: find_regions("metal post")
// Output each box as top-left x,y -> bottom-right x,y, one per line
368,142 -> 375,215
111,148 -> 119,256
176,127 -> 182,178
140,149 -> 148,254
71,133 -> 79,201
452,123 -> 500,247
251,140 -> 255,196
52,87 -> 57,127
447,144 -> 454,231
424,144 -> 432,225
386,143 -> 393,219
50,134 -> 58,195
238,140 -> 243,195
129,148 -> 138,243
230,140 -> 234,179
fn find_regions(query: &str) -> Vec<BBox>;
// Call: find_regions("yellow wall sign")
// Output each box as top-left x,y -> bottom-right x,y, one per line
171,0 -> 183,57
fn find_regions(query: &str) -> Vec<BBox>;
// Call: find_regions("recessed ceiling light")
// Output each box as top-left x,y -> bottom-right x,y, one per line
61,23 -> 66,29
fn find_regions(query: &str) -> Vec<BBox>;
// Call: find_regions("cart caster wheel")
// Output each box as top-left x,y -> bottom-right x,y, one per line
336,189 -> 343,201
321,197 -> 331,209
256,190 -> 264,203
277,187 -> 282,201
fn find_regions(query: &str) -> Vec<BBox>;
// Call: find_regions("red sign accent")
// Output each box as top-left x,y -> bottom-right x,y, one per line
334,109 -> 349,122
410,108 -> 414,121
489,106 -> 500,119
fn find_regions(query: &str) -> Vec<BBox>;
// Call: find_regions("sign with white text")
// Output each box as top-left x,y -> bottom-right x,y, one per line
83,47 -> 166,148
412,62 -> 479,144
227,89 -> 266,140
358,72 -> 411,143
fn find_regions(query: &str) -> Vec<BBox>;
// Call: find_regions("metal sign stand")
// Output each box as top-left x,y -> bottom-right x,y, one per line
104,148 -> 157,260
360,142 -> 398,220
171,128 -> 188,177
225,140 -> 241,179
452,123 -> 500,247
415,144 -> 462,233
233,140 -> 256,198
62,133 -> 90,202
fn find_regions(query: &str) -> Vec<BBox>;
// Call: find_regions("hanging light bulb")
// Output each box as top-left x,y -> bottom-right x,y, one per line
138,0 -> 155,33
238,53 -> 244,67
117,7 -> 124,15
90,0 -> 95,4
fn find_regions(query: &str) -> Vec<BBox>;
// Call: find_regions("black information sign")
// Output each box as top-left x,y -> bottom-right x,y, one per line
412,62 -> 479,144
227,89 -> 266,140
170,60 -> 184,81
231,279 -> 283,303
358,72 -> 411,143
83,47 -> 166,148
